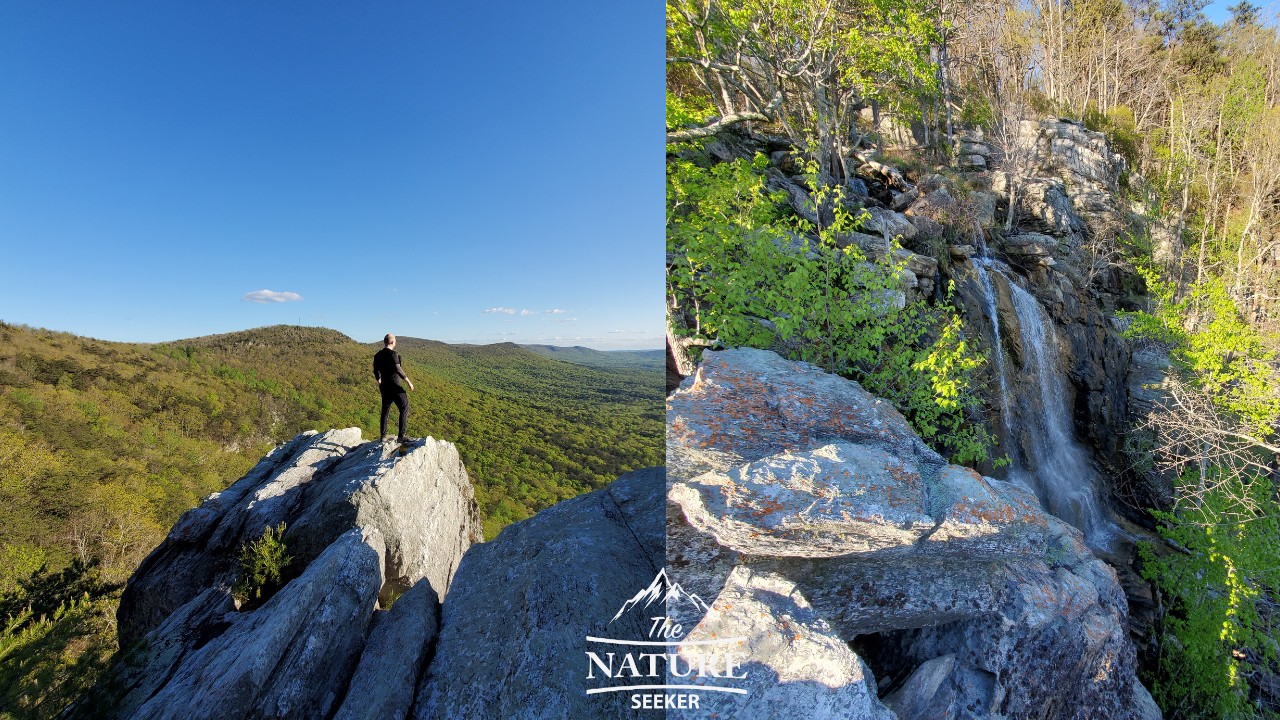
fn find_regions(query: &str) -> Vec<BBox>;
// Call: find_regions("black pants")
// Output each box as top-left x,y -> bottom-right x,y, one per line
380,391 -> 408,438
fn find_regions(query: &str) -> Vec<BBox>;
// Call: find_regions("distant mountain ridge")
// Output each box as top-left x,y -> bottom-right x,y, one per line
521,344 -> 664,371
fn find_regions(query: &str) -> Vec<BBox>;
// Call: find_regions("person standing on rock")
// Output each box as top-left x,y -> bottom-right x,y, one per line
373,333 -> 414,442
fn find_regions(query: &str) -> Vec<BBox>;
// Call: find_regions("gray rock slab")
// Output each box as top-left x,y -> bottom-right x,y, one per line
288,437 -> 483,604
131,526 -> 386,720
118,429 -> 363,646
885,654 -> 998,720
671,442 -> 1052,561
333,580 -> 440,720
671,566 -> 895,720
864,206 -> 918,241
413,467 -> 665,720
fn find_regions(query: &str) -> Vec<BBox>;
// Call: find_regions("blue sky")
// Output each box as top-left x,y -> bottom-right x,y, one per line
0,2 -> 662,350
1203,0 -> 1277,23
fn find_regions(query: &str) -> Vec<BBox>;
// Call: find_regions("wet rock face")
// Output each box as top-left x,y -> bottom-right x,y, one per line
955,117 -> 1135,485
667,349 -> 1159,720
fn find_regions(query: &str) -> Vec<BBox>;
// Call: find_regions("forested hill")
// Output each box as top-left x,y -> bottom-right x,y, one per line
0,321 -> 663,591
520,344 -> 665,371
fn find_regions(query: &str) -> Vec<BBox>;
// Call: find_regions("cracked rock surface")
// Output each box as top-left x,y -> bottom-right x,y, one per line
667,349 -> 1160,720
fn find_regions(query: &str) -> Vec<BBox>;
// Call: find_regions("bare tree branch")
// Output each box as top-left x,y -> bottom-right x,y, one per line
667,111 -> 772,143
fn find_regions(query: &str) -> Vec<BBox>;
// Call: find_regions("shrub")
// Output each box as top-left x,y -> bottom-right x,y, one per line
231,523 -> 293,609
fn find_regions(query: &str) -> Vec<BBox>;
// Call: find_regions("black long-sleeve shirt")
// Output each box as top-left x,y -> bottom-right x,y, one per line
373,348 -> 408,393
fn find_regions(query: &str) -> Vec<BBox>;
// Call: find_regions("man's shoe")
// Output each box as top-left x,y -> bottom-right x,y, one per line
396,436 -> 411,443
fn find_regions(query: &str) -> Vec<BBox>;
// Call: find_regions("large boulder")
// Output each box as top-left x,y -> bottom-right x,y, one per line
885,654 -> 999,720
82,431 -> 483,720
836,230 -> 939,298
667,348 -> 944,484
667,349 -> 1159,720
414,467 -> 665,720
117,431 -> 482,646
863,205 -> 919,241
86,427 -> 670,720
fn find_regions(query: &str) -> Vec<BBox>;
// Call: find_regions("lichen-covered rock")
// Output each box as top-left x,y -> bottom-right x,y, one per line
414,467 -> 665,720
672,442 -> 1051,560
668,349 -> 1159,720
667,348 -> 944,484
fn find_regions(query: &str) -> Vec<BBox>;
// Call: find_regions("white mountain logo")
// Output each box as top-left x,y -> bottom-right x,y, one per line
609,568 -> 711,622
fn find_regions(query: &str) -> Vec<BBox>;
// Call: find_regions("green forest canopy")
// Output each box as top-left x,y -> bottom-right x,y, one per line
0,322 -> 664,587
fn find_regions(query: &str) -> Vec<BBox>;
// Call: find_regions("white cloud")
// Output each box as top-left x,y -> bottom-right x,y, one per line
242,289 -> 302,304
484,307 -> 571,316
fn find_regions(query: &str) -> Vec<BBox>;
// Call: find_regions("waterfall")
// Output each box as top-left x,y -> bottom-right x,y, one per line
969,230 -> 1111,543
974,259 -> 1014,443
1005,279 -> 1110,542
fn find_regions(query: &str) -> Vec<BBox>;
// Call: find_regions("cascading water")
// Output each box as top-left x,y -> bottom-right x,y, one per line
969,227 -> 1111,544
973,259 -> 1015,443
1006,280 -> 1110,542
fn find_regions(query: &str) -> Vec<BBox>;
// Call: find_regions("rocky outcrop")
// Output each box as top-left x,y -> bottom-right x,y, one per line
117,429 -> 482,647
667,348 -> 1159,720
415,467 -> 664,720
80,432 -> 483,720
121,527 -> 387,720
86,427 -> 666,720
837,230 -> 939,298
994,119 -> 1127,242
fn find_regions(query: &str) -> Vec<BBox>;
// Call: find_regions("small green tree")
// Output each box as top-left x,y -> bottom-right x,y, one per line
232,523 -> 292,609
1140,469 -> 1279,719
